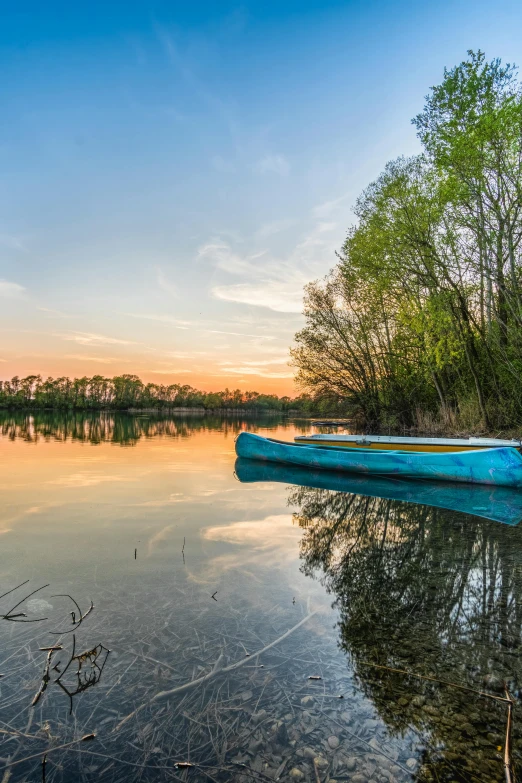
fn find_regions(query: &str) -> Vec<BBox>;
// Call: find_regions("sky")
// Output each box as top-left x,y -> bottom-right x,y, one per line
1,0 -> 521,395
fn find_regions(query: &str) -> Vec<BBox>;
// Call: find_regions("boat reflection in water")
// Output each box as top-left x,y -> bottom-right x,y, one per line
236,457 -> 522,782
235,458 -> 522,525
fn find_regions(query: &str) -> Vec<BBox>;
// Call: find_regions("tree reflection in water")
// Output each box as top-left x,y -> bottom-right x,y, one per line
0,410 -> 309,446
293,485 -> 522,782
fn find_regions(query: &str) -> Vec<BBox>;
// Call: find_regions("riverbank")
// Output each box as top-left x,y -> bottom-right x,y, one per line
0,405 -> 307,416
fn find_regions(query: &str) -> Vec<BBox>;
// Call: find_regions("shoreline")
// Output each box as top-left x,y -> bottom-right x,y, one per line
0,406 -> 308,416
1,408 -> 520,438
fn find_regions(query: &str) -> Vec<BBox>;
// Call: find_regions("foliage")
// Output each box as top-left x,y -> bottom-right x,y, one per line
292,51 -> 522,429
0,373 -> 312,413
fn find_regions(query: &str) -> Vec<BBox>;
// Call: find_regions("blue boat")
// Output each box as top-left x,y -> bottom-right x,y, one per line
235,458 -> 522,525
235,431 -> 522,488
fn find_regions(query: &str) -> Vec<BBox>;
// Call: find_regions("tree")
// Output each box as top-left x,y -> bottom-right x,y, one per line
293,52 -> 522,430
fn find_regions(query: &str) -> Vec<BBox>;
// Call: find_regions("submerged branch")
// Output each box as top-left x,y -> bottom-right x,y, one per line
115,609 -> 318,731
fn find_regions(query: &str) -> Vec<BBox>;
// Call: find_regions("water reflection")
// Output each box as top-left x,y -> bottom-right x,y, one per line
0,410 -> 310,446
2,414 -> 520,782
292,481 -> 522,782
236,458 -> 522,525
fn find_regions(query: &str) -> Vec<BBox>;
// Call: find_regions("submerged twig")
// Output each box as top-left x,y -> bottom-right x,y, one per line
56,639 -> 110,713
0,734 -> 97,772
50,595 -> 94,635
358,660 -> 512,704
504,686 -> 514,783
31,634 -> 108,712
31,650 -> 55,707
1,583 -> 50,623
115,609 -> 318,730
0,581 -> 30,601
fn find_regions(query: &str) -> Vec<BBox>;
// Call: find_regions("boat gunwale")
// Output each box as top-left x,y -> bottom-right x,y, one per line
266,435 -> 516,458
295,433 -> 521,448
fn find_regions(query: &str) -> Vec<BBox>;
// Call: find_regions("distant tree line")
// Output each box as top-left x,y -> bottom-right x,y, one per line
0,373 -> 317,413
292,52 -> 522,431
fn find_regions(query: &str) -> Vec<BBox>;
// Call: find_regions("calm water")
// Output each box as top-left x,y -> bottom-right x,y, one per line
0,412 -> 521,783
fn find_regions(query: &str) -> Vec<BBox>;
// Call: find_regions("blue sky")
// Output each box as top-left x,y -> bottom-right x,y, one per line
1,0 -> 521,392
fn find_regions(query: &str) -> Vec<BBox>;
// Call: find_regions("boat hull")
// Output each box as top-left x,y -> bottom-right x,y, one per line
235,458 -> 522,525
235,432 -> 522,488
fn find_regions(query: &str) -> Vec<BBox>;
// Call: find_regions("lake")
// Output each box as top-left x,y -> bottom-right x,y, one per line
0,411 -> 521,783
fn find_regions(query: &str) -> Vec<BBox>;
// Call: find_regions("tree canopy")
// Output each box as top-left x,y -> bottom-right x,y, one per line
292,51 -> 522,430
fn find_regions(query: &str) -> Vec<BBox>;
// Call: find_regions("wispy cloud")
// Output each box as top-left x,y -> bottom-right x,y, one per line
316,221 -> 337,233
197,241 -> 253,275
199,241 -> 307,313
216,367 -> 293,378
0,234 -> 27,252
56,332 -> 136,346
202,205 -> 345,313
150,368 -> 193,375
255,218 -> 297,239
126,313 -> 192,329
251,154 -> 290,176
165,350 -> 209,359
65,354 -> 123,364
220,357 -> 289,367
312,194 -> 349,219
212,281 -> 304,313
38,307 -> 71,318
205,328 -> 274,339
126,311 -> 273,339
157,267 -> 178,296
0,280 -> 25,298
156,25 -> 237,136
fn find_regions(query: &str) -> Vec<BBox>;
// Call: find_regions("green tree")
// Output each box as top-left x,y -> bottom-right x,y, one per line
293,52 -> 522,430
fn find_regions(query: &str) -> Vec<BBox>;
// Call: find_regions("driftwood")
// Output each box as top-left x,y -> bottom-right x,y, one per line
115,610 -> 317,731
